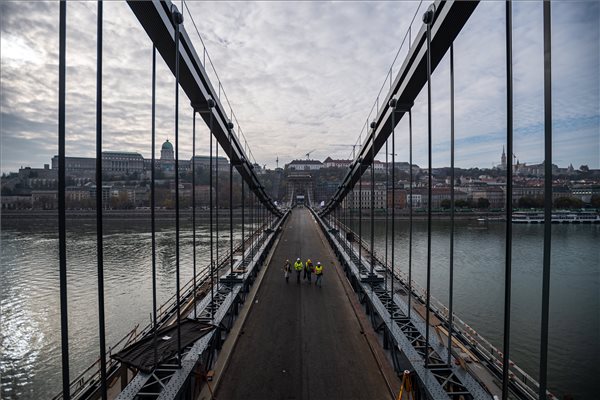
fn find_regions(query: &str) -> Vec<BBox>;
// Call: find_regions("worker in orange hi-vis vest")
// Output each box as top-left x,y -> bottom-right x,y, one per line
315,262 -> 323,288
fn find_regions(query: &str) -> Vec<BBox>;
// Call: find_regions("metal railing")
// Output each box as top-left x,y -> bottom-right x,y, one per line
53,220 -> 271,400
327,215 -> 557,400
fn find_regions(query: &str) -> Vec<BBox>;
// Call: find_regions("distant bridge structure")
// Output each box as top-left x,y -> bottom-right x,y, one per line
48,1 -> 562,399
286,172 -> 314,206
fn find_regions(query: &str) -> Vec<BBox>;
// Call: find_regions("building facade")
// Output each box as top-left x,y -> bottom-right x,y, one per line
323,157 -> 351,169
346,182 -> 387,209
51,140 -> 228,178
285,159 -> 323,171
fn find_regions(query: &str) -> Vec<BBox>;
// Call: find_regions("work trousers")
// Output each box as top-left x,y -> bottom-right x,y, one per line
303,269 -> 312,282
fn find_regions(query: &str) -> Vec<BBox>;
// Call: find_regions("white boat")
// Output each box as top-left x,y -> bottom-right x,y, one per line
512,211 -> 600,224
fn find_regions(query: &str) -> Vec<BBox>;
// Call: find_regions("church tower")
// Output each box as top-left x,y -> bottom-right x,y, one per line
501,146 -> 507,170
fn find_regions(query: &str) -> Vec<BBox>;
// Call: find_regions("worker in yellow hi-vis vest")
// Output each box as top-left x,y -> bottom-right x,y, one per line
315,262 -> 323,287
294,258 -> 303,284
304,259 -> 313,283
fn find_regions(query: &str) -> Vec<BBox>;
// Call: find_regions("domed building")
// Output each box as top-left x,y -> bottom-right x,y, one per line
160,139 -> 175,174
161,139 -> 174,161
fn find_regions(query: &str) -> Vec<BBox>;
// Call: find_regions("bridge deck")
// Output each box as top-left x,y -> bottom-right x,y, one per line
215,208 -> 393,400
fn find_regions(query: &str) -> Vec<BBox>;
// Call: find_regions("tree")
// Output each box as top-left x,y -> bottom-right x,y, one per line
455,199 -> 469,208
518,196 -> 544,209
440,199 -> 451,209
591,195 -> 600,209
554,196 -> 584,209
476,197 -> 490,209
110,192 -> 134,209
579,165 -> 589,172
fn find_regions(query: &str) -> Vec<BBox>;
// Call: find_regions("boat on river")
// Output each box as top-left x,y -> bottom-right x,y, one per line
512,211 -> 600,224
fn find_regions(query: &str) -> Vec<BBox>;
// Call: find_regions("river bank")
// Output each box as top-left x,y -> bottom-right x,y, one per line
1,209 -> 505,221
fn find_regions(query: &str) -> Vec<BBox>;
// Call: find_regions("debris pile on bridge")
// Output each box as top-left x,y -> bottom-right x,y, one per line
112,320 -> 214,372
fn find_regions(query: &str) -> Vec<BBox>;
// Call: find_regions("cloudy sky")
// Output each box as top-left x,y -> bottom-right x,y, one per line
1,1 -> 598,174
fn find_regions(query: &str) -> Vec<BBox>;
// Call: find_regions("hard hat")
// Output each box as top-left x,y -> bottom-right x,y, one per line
286,259 -> 289,262
297,258 -> 300,261
308,259 -> 311,262
317,262 -> 321,265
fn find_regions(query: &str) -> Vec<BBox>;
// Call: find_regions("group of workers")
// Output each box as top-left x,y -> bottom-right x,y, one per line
283,258 -> 323,287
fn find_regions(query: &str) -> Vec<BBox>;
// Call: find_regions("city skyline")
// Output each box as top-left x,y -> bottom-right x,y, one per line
1,2 -> 598,174
2,142 -> 590,177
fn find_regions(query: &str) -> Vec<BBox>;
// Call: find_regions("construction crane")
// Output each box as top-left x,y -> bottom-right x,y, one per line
335,144 -> 358,159
305,149 -> 316,160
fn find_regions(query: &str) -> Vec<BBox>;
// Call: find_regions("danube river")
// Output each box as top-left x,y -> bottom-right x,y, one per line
0,217 -> 245,399
1,216 -> 598,398
351,218 -> 599,399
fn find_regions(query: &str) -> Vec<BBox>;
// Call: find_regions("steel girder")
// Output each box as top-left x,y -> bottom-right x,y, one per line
312,208 -> 493,399
321,0 -> 478,215
127,0 -> 281,217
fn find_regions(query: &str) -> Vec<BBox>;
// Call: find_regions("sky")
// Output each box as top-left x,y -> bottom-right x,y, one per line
1,1 -> 598,174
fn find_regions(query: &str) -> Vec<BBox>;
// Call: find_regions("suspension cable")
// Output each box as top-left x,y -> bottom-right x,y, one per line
539,1 -> 553,396
216,134 -> 220,287
385,137 -> 389,292
370,123 -> 376,277
172,4 -> 183,367
424,5 -> 434,367
95,1 -> 107,396
58,1 -> 70,397
241,178 -> 245,261
209,97 -> 215,322
229,122 -> 234,276
359,169 -> 363,267
192,109 -> 197,319
390,99 -> 397,318
502,1 -> 514,396
447,43 -> 455,366
408,108 -> 413,320
351,188 -> 354,251
151,44 -> 158,364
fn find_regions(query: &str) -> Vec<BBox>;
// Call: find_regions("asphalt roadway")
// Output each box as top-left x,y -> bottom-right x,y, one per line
215,207 -> 392,400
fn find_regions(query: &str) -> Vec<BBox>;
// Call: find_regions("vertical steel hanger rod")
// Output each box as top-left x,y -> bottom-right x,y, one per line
172,4 -> 184,367
447,43 -> 455,367
58,1 -> 70,397
151,45 -> 158,363
192,110 -> 197,319
502,1 -> 514,397
423,6 -> 434,367
95,1 -> 107,396
539,1 -> 553,396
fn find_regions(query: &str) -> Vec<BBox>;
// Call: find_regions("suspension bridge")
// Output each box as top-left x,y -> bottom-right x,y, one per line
48,1 -> 562,399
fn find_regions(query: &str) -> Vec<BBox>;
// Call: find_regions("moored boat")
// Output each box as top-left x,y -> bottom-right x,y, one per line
512,211 -> 600,224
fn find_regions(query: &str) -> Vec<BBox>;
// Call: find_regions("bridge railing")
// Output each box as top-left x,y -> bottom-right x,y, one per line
52,218 -> 271,400
325,212 -> 554,400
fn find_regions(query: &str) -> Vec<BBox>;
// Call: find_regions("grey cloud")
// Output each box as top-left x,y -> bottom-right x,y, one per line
1,1 -> 598,174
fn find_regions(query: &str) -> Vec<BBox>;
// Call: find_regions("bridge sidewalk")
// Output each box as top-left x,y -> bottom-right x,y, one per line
212,208 -> 396,400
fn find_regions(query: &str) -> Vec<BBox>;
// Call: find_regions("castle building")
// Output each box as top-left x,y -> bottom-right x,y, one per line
51,139 -> 228,178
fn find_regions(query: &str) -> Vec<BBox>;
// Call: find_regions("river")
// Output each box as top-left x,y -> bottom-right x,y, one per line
0,217 -> 598,398
0,217 -> 246,399
349,218 -> 598,399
